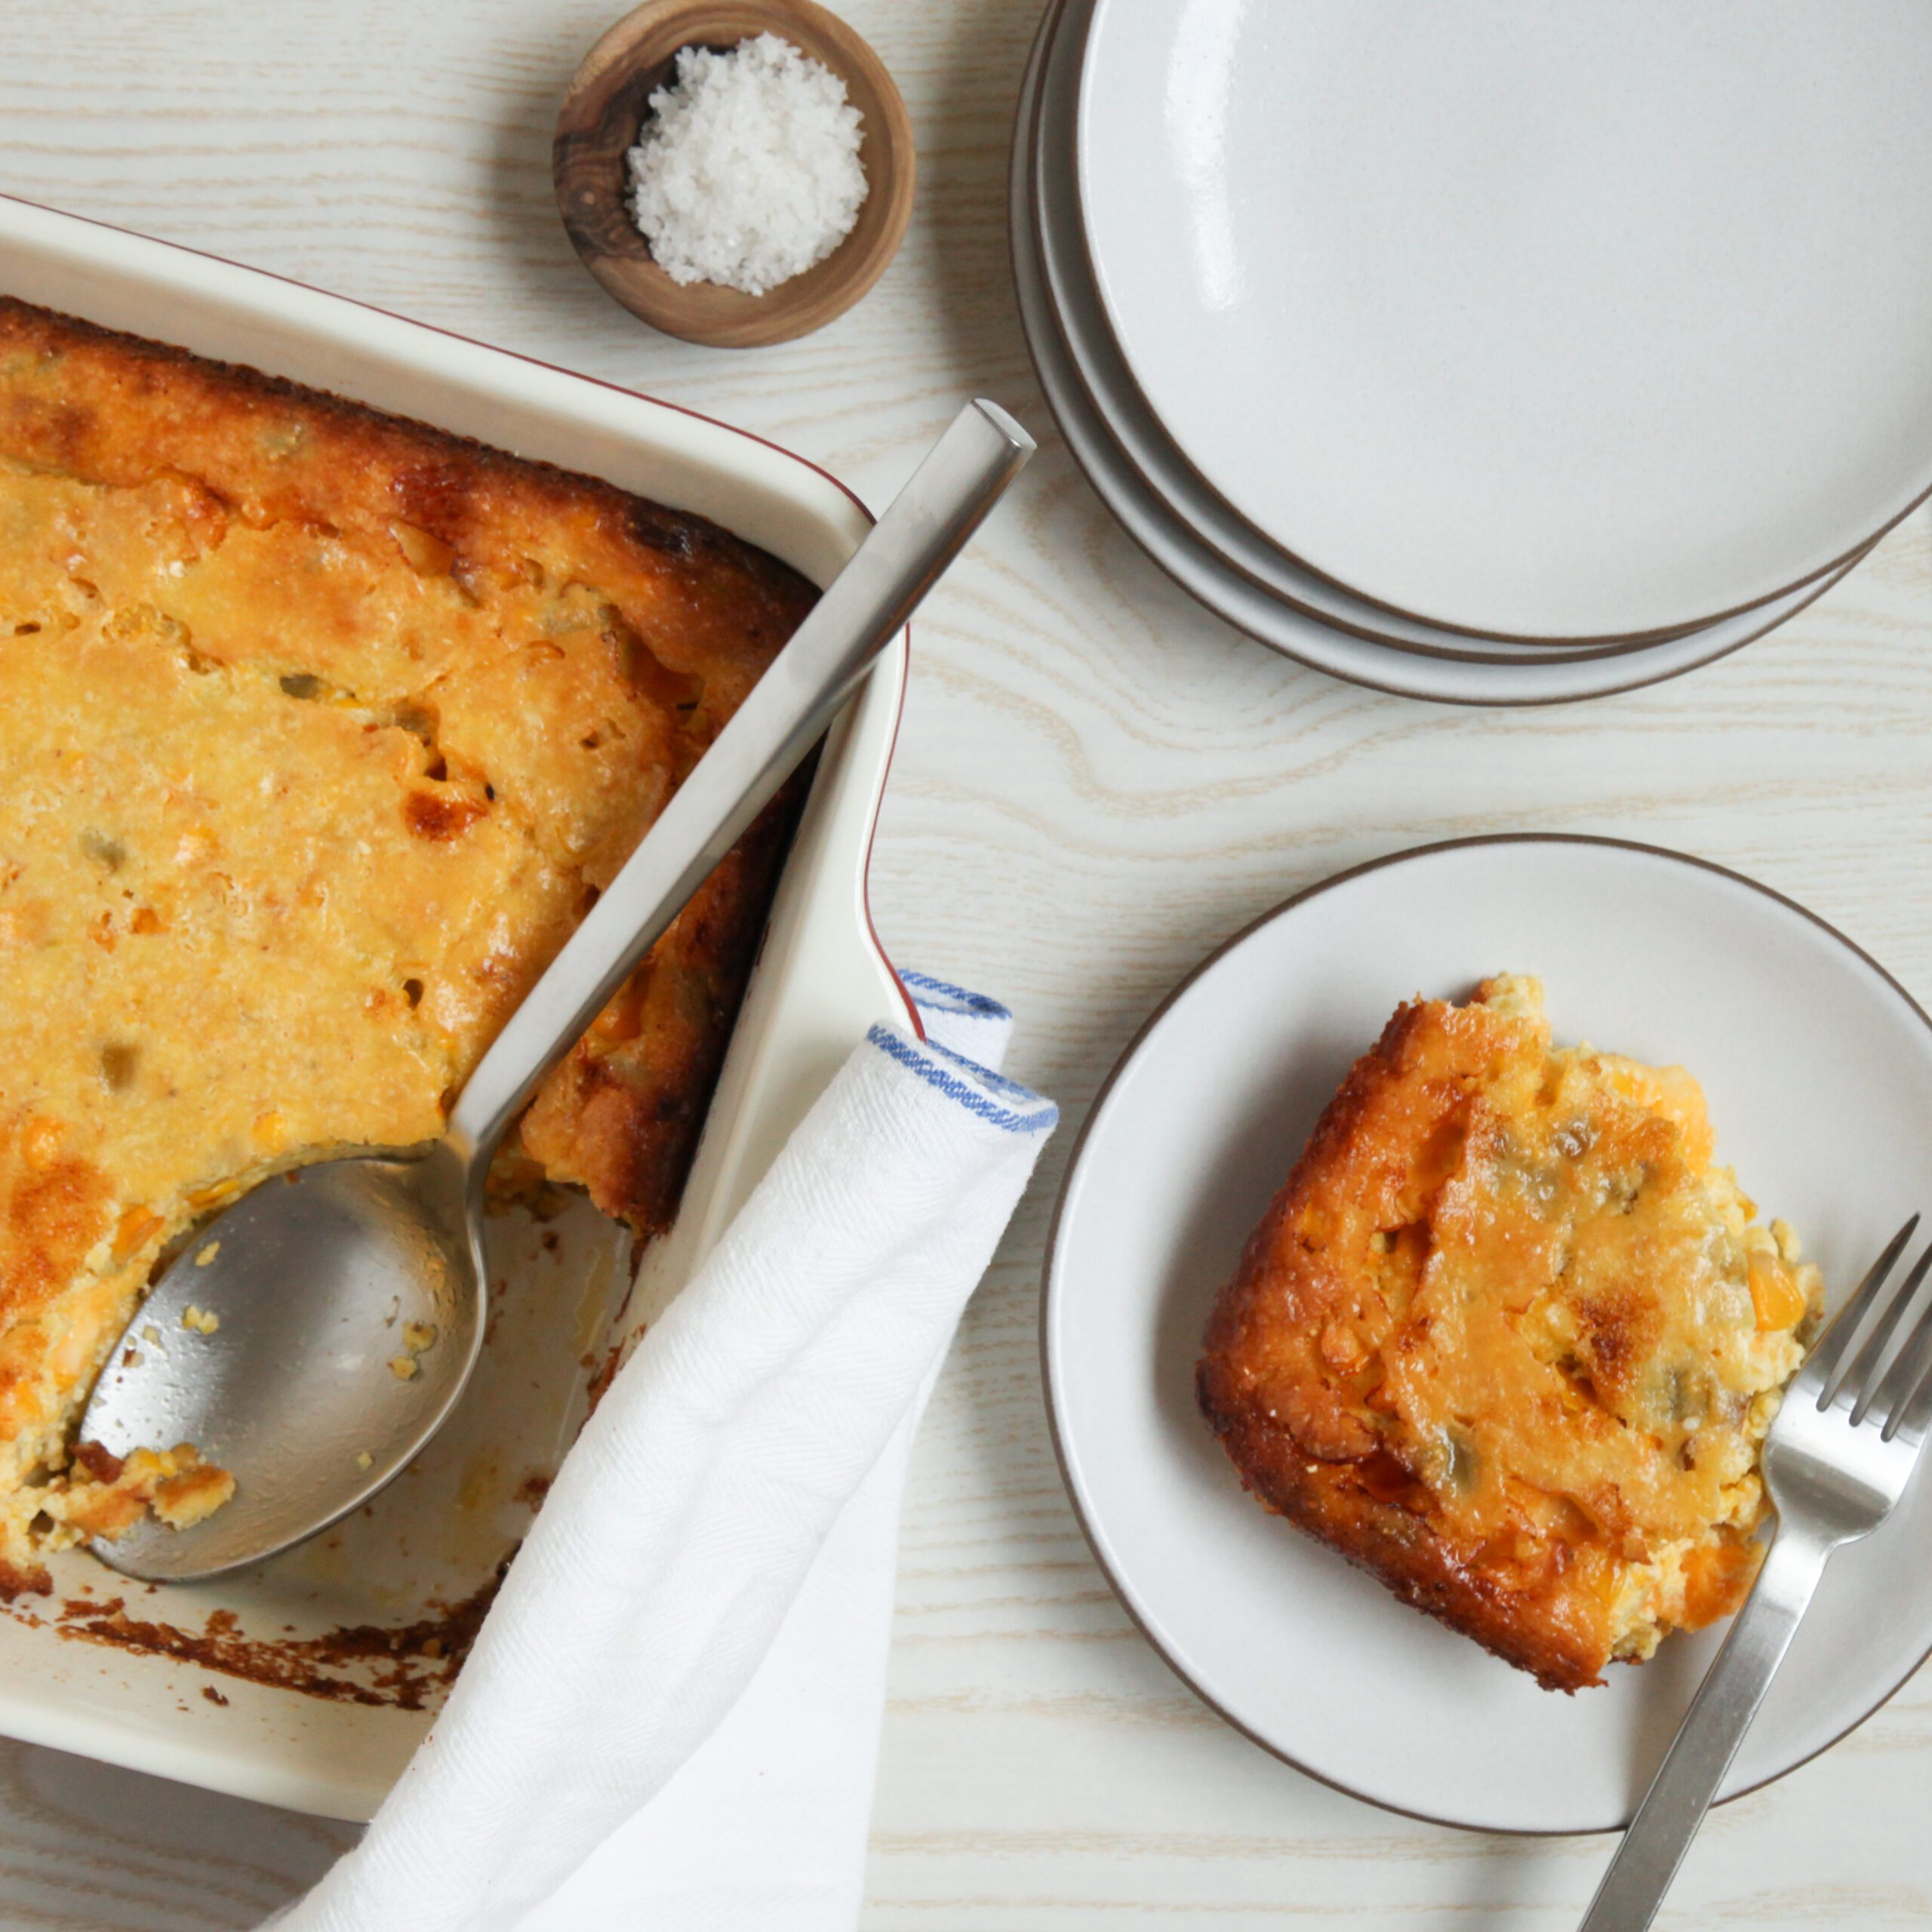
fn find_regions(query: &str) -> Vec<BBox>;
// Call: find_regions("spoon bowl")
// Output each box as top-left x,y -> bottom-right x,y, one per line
82,1145 -> 481,1582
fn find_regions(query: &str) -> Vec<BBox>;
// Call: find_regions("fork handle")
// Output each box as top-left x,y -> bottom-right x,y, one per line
1577,1524 -> 1830,1932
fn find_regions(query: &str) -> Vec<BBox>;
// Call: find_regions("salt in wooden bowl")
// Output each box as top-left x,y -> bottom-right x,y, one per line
554,0 -> 915,349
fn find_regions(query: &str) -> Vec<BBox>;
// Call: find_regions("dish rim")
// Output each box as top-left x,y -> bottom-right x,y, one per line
1072,0 -> 1932,648
1038,831 -> 1932,1835
0,189 -> 912,1816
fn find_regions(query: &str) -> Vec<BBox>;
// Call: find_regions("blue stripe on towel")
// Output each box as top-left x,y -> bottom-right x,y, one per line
866,1026 -> 1058,1136
897,972 -> 1013,1023
921,1036 -> 1044,1104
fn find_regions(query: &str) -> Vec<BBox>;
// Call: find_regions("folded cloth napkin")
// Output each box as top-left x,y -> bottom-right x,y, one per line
273,974 -> 1055,1932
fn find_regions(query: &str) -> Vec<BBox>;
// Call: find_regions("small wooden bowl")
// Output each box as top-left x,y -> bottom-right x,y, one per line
553,0 -> 915,349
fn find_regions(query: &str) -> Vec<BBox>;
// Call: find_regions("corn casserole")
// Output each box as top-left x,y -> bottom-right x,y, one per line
0,297 -> 814,1577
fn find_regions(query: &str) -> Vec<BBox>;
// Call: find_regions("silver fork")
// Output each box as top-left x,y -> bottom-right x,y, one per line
1580,1214 -> 1932,1932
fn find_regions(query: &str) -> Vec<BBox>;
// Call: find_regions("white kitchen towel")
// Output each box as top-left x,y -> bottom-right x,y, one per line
274,974 -> 1056,1932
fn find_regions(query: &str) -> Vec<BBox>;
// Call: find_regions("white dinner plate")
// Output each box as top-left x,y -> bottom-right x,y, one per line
1011,11 -> 1868,707
1032,0 -> 1700,669
1078,0 -> 1932,643
1044,837 -> 1932,1832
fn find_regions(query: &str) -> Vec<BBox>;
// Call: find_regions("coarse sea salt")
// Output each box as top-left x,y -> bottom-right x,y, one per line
627,32 -> 869,298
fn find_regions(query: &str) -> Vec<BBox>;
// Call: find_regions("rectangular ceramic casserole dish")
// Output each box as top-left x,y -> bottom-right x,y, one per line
0,192 -> 910,1820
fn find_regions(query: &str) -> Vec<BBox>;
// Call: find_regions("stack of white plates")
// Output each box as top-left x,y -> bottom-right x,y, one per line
1012,0 -> 1932,703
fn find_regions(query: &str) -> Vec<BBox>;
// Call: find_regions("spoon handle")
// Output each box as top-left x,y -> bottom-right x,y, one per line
446,398 -> 1034,1170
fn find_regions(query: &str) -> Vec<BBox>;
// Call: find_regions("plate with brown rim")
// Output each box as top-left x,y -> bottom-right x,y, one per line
1075,0 -> 1932,645
1043,835 -> 1932,1831
1010,2 -> 1870,706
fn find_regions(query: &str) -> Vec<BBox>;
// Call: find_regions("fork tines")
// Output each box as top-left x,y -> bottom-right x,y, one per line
1798,1214 -> 1932,1442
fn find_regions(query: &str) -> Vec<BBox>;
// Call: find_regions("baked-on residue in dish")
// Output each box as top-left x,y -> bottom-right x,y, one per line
1198,974 -> 1820,1691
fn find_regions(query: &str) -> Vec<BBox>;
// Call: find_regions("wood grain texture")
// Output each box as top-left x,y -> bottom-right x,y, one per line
3,0 -> 1932,1924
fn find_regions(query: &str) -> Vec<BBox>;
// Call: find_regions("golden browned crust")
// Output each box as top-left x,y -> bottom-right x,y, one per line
514,776 -> 804,1235
0,297 -> 818,1553
0,297 -> 806,722
1198,996 -> 1598,1687
0,296 -> 814,1236
1198,980 -> 1814,1693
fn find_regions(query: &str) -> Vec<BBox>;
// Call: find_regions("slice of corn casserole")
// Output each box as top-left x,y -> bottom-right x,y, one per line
1198,974 -> 1820,1690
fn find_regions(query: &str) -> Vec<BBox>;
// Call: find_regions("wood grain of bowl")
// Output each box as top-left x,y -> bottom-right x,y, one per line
554,0 -> 915,349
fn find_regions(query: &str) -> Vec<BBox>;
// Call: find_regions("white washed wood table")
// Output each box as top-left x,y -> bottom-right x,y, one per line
5,2 -> 1932,1924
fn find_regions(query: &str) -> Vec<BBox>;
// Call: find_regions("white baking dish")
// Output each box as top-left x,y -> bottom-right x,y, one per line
0,192 -> 910,1820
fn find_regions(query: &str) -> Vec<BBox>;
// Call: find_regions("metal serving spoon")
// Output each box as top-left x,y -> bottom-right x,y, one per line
78,399 -> 1033,1583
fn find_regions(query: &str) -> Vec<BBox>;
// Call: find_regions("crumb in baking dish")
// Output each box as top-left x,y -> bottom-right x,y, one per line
1197,974 -> 1820,1691
0,295 -> 816,1576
